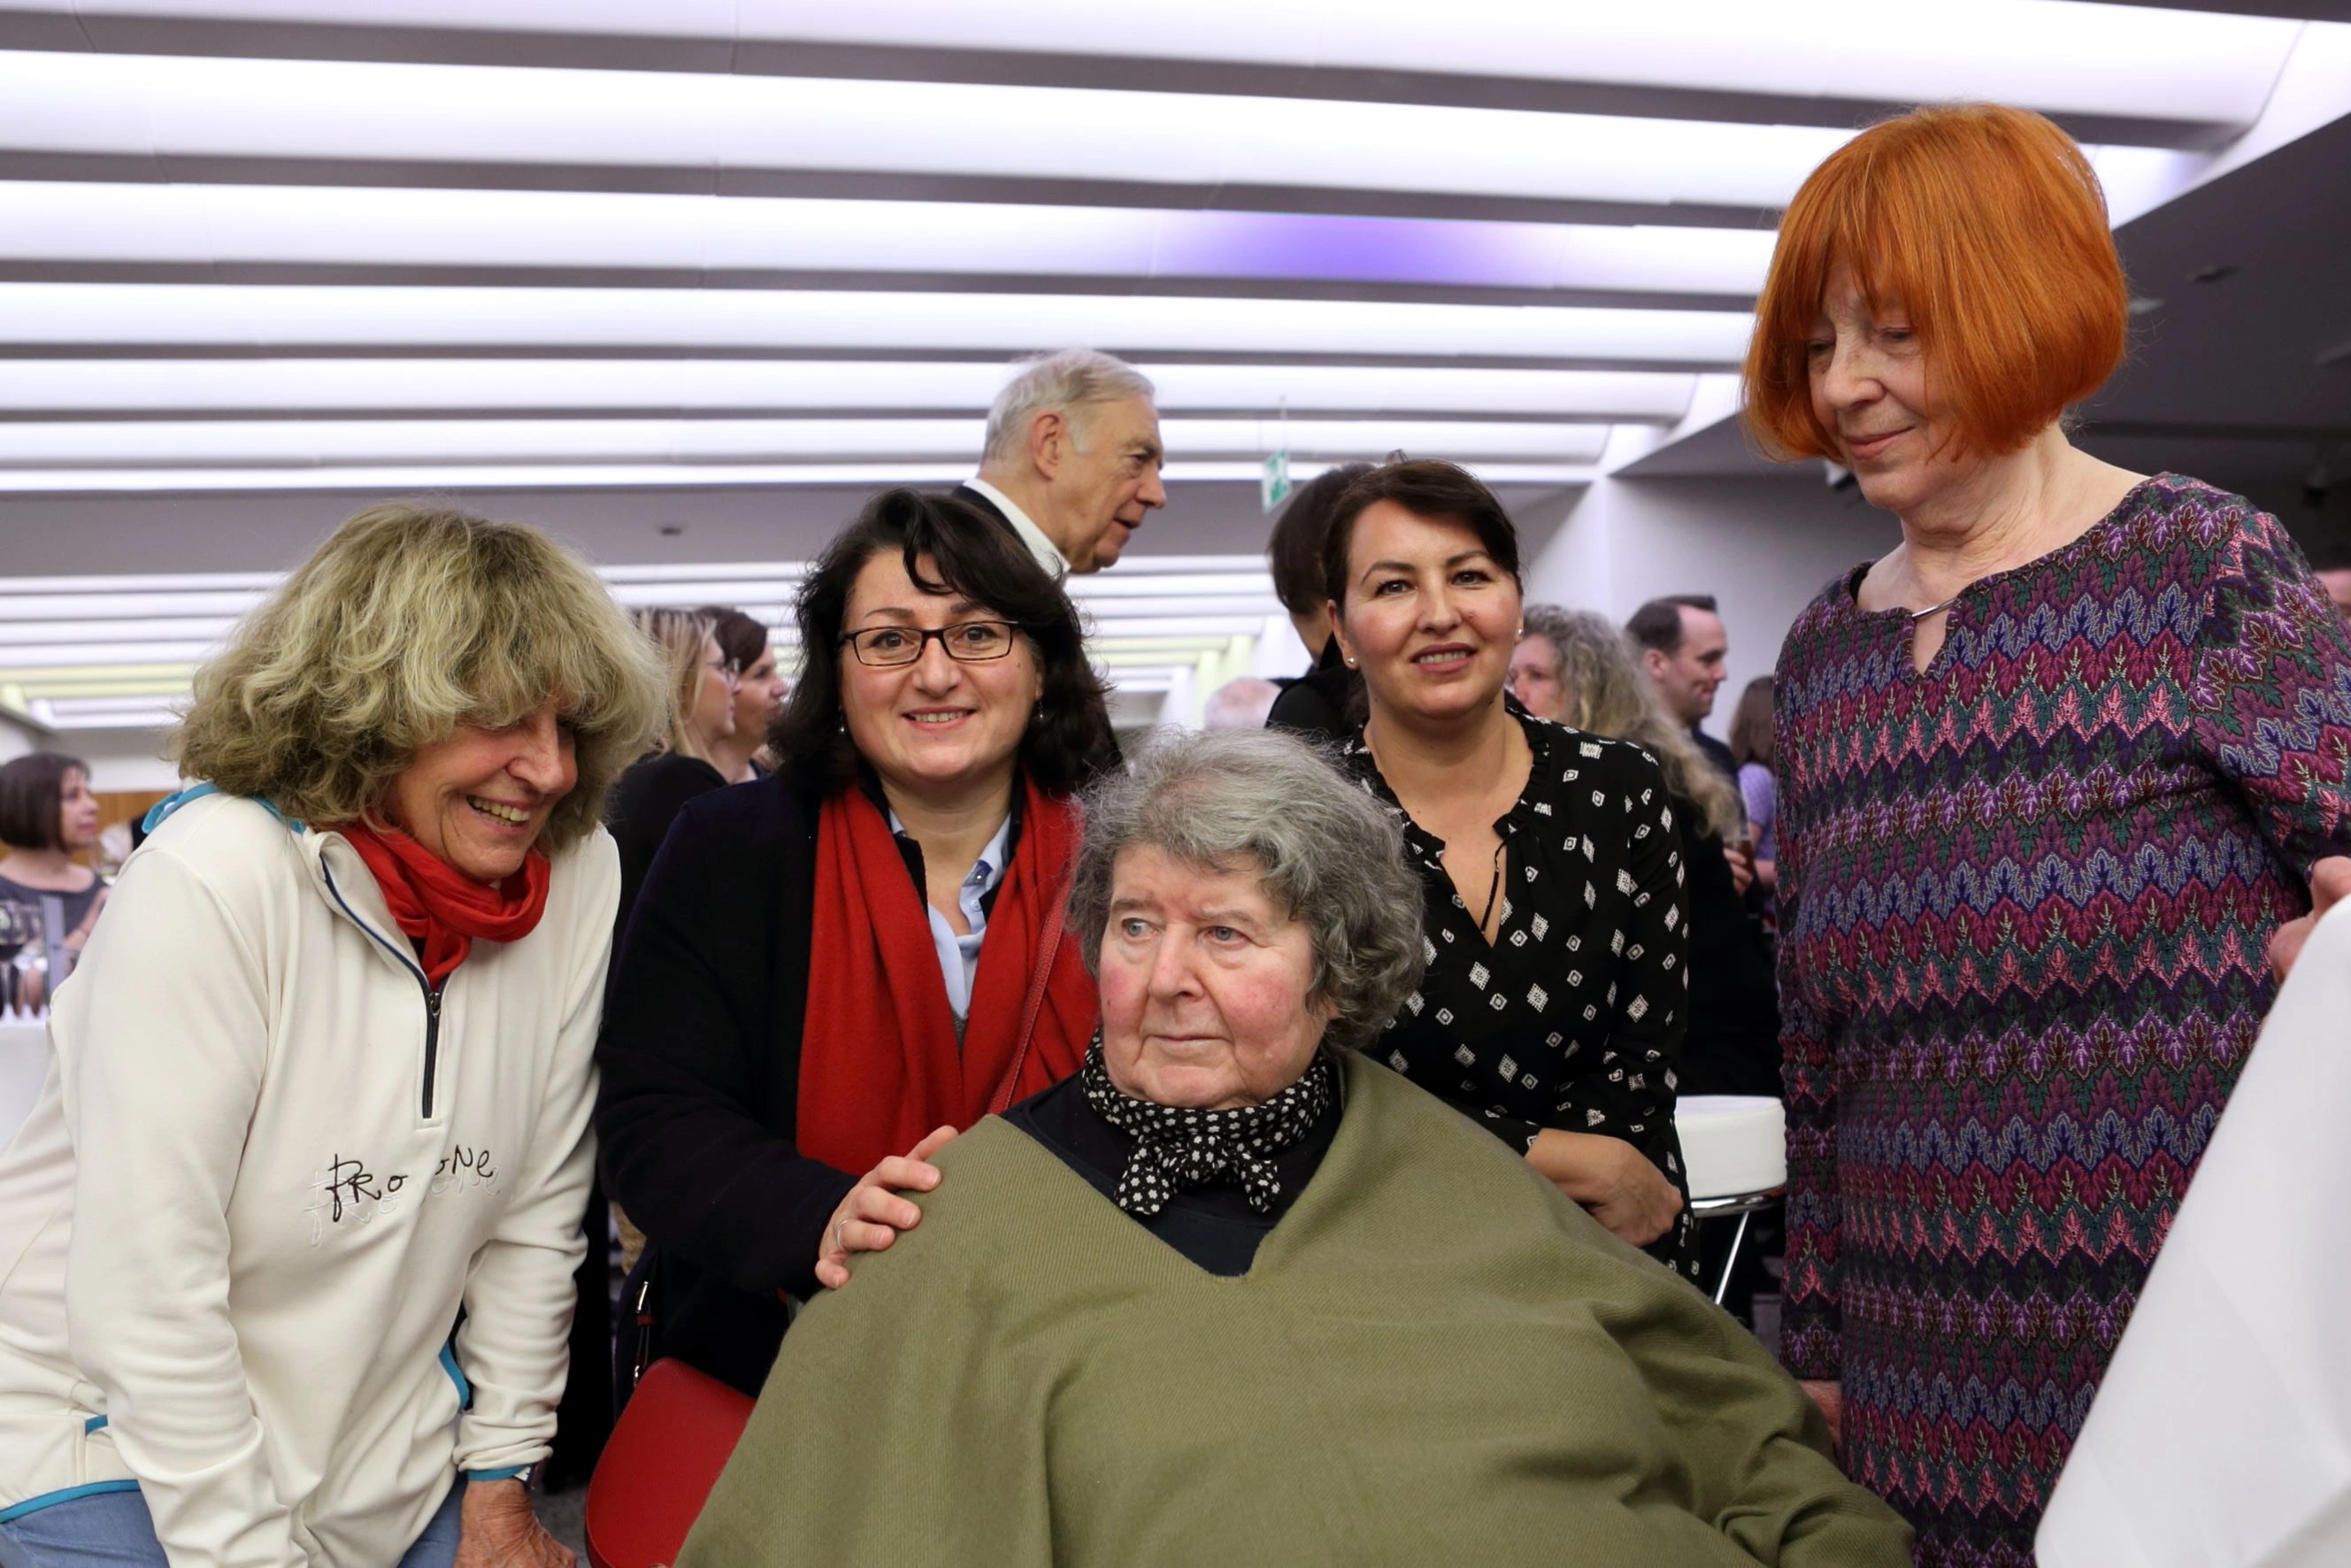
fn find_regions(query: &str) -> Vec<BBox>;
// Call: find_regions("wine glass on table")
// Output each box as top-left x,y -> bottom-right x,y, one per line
0,902 -> 32,1016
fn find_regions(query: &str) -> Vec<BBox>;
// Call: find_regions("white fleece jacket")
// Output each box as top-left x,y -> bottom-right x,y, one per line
0,791 -> 613,1566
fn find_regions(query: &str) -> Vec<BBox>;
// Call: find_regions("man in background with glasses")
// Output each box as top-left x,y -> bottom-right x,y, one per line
960,350 -> 1167,578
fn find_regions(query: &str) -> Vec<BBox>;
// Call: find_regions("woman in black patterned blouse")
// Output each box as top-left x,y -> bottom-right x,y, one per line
1323,461 -> 1695,1278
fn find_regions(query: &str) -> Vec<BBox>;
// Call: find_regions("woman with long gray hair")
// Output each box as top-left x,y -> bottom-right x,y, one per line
679,728 -> 1911,1566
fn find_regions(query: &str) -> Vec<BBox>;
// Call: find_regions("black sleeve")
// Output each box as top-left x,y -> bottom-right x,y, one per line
1264,665 -> 1360,747
605,754 -> 727,946
594,786 -> 857,1303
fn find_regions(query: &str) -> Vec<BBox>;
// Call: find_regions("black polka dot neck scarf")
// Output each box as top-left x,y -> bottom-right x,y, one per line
1079,1037 -> 1336,1217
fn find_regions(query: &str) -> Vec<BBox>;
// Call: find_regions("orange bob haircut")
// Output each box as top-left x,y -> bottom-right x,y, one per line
1743,103 -> 2129,463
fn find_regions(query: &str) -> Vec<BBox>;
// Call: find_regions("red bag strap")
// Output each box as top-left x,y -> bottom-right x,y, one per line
988,892 -> 1065,1115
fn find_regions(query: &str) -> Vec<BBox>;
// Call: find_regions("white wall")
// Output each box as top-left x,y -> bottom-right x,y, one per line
0,712 -> 179,792
1522,473 -> 1900,723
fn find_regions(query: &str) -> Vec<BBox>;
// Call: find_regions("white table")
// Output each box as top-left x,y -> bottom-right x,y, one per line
2039,900 -> 2351,1567
0,1015 -> 50,1149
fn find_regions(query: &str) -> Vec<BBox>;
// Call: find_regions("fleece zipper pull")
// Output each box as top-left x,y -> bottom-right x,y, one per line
421,983 -> 444,1120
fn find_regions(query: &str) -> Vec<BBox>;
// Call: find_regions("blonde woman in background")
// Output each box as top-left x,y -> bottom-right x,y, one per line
698,606 -> 789,785
605,609 -> 739,935
1512,607 -> 1740,839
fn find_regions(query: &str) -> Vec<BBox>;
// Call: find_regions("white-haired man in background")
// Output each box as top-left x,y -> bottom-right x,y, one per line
959,350 -> 1166,578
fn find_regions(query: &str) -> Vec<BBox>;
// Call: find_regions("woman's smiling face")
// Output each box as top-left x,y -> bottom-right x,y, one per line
1806,260 -> 1981,517
1331,500 -> 1522,729
382,701 -> 577,884
837,550 -> 1040,804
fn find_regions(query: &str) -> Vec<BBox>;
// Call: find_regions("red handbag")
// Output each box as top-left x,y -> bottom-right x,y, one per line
582,1357 -> 755,1568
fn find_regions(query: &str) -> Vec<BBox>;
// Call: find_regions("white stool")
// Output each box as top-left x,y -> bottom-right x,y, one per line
1675,1095 -> 1786,1308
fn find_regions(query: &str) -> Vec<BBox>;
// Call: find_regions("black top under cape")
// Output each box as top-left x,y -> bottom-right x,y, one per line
1003,1070 -> 1341,1277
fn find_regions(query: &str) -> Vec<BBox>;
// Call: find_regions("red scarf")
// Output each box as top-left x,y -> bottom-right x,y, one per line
337,821 -> 552,986
798,775 -> 1097,1174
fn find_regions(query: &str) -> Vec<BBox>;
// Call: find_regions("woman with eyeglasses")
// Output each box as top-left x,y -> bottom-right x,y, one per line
594,489 -> 1120,1395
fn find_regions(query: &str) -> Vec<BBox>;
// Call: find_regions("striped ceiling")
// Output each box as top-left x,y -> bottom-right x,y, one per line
0,0 -> 2342,730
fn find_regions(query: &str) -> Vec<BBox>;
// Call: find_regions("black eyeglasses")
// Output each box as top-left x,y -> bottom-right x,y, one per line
839,620 -> 1021,667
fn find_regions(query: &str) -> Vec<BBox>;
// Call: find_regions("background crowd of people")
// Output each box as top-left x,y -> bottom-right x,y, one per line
0,100 -> 2347,1568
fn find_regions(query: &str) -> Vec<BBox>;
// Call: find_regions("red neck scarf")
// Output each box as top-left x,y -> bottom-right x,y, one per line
798,773 -> 1097,1174
336,821 -> 552,986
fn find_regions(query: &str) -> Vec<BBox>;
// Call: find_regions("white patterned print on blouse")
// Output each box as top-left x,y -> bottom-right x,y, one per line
1342,710 -> 1698,1280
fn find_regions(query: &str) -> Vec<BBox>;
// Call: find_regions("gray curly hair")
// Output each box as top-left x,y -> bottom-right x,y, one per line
1067,729 -> 1426,1056
1521,603 -> 1742,840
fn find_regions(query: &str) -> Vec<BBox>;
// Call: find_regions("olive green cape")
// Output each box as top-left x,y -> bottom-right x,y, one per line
681,1055 -> 1909,1566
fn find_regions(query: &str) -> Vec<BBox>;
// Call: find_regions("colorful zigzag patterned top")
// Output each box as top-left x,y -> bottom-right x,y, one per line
1773,473 -> 2351,1565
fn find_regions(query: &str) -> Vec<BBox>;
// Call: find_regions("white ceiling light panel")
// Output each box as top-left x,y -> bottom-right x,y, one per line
0,50 -> 1855,211
9,2 -> 2299,130
743,0 -> 2299,128
0,417 -> 1612,466
0,284 -> 1753,362
0,182 -> 1779,297
0,460 -> 1598,494
0,359 -> 1697,420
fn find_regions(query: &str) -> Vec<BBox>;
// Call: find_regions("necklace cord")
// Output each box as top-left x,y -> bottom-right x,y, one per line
1479,839 -> 1505,935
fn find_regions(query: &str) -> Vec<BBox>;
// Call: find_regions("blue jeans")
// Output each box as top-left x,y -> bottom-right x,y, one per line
0,1477 -> 463,1567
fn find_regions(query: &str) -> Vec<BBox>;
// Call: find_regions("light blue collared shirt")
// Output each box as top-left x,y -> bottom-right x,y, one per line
888,808 -> 1012,1018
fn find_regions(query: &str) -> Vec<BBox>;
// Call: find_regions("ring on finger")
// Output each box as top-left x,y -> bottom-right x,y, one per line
834,1218 -> 849,1252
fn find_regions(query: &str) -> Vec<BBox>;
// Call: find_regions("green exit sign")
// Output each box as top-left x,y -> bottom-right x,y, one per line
1260,448 -> 1291,512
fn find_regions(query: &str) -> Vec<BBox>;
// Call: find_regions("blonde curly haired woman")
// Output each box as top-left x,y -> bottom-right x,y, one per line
0,503 -> 661,1568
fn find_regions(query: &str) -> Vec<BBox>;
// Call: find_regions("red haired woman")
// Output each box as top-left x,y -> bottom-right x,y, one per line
1748,104 -> 2351,1564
